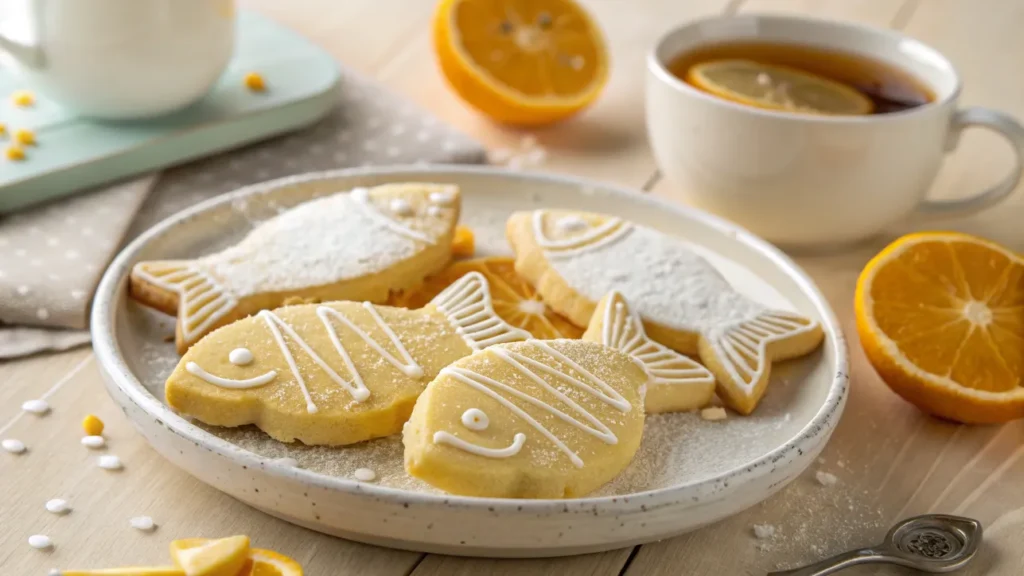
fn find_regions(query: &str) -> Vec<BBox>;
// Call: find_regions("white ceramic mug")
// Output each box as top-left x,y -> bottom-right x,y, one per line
0,0 -> 235,119
646,15 -> 1024,247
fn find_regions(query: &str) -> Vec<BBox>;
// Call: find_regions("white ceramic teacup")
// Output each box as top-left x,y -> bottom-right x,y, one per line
646,15 -> 1024,247
0,0 -> 235,119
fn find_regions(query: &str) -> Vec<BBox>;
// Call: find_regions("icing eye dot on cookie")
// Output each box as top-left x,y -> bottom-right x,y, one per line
97,455 -> 122,470
28,534 -> 52,550
81,435 -> 105,449
2,438 -> 26,454
229,348 -> 254,366
45,499 -> 70,515
461,408 -> 489,431
353,468 -> 376,482
389,198 -> 414,216
22,399 -> 50,415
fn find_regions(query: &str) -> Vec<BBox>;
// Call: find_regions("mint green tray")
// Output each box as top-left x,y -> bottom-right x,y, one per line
0,10 -> 340,213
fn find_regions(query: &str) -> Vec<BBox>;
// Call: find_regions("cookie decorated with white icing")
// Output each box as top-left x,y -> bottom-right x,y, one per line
403,339 -> 646,498
165,273 -> 531,446
131,183 -> 462,353
507,209 -> 824,415
583,290 -> 715,413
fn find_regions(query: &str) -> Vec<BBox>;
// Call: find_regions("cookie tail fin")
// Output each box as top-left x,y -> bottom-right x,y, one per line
430,271 -> 532,350
700,310 -> 822,414
131,260 -> 238,344
586,291 -> 715,413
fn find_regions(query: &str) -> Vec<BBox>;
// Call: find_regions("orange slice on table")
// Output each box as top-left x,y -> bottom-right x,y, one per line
686,59 -> 873,115
855,232 -> 1024,424
236,549 -> 304,576
433,0 -> 609,126
169,536 -> 250,576
390,256 -> 583,339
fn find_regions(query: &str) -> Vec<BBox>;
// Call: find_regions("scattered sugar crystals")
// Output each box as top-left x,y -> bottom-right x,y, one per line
488,133 -> 547,170
130,516 -> 156,532
81,435 -> 106,449
353,468 -> 376,482
28,534 -> 52,550
98,455 -> 123,470
21,399 -> 50,415
815,471 -> 838,486
45,499 -> 70,515
752,524 -> 776,539
2,438 -> 26,454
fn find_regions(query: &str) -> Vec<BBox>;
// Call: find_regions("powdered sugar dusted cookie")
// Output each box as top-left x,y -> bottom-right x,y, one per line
131,183 -> 462,353
583,291 -> 715,413
165,273 -> 531,446
403,339 -> 646,498
507,209 -> 824,415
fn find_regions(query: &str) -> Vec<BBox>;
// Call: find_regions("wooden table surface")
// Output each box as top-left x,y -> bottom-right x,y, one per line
4,0 -> 1024,574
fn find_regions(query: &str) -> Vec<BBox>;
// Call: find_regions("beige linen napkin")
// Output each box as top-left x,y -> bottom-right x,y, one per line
0,66 -> 486,359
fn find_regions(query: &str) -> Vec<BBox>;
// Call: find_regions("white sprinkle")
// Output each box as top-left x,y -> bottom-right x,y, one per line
98,455 -> 122,470
272,457 -> 299,468
2,438 -> 26,454
752,524 -> 776,539
28,534 -> 52,550
22,399 -> 50,415
81,436 -> 105,449
700,407 -> 728,421
815,471 -> 838,486
130,516 -> 156,532
45,499 -> 70,515
48,569 -> 60,576
353,468 -> 376,482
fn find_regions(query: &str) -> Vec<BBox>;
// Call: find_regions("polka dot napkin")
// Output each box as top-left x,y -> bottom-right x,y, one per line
0,66 -> 485,359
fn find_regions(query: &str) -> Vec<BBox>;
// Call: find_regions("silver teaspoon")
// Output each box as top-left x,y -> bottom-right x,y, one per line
768,514 -> 982,576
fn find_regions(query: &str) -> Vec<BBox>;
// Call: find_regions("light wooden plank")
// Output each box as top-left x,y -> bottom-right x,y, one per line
411,549 -> 634,576
0,348 -> 92,435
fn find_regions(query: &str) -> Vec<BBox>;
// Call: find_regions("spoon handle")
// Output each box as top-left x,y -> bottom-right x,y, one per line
766,547 -> 890,576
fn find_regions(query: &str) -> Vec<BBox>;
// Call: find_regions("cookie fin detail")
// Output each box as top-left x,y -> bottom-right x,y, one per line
131,261 -> 238,344
429,272 -> 532,350
700,310 -> 821,414
586,291 -> 716,413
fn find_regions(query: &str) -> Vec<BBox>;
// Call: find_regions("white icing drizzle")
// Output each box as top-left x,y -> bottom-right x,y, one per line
352,188 -> 432,244
186,362 -> 277,389
255,303 -> 423,413
430,272 -> 532,350
437,341 -> 631,468
460,408 -> 489,431
389,198 -> 414,216
229,348 -> 254,366
434,431 -> 525,458
428,189 -> 457,206
602,293 -> 715,388
555,215 -> 589,233
132,261 -> 238,344
706,311 -> 818,393
531,210 -> 628,253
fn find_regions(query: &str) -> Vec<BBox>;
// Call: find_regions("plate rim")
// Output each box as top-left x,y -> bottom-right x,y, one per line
91,164 -> 849,513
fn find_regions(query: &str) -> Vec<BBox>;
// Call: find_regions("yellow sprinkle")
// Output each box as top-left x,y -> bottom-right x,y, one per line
244,72 -> 266,92
82,414 -> 105,436
5,145 -> 25,161
14,129 -> 35,146
11,90 -> 34,107
0,123 -> 7,137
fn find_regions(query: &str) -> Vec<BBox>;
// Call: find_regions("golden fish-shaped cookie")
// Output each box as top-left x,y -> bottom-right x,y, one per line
131,183 -> 462,353
166,273 -> 531,446
507,209 -> 824,415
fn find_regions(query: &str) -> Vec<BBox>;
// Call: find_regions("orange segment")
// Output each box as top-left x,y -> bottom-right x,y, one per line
433,0 -> 608,126
686,59 -> 873,115
856,232 -> 1024,423
390,256 -> 582,339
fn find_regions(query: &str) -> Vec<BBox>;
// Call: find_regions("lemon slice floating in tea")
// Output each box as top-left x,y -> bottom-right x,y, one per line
686,59 -> 873,115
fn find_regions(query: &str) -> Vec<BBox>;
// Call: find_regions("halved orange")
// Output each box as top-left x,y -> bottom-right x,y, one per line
433,0 -> 609,126
687,59 -> 873,115
390,256 -> 582,339
855,232 -> 1024,423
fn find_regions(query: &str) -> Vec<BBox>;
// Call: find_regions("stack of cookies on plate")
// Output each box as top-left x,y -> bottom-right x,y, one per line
129,183 -> 823,499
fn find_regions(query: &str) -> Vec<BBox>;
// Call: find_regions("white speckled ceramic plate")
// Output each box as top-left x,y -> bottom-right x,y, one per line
91,166 -> 848,558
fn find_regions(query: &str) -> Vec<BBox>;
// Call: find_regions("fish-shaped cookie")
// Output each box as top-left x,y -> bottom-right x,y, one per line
507,209 -> 824,415
165,272 -> 531,446
403,338 -> 647,498
583,290 -> 716,413
131,183 -> 462,353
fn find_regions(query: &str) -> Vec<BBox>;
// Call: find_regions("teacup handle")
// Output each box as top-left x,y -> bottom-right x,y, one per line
916,107 -> 1024,217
